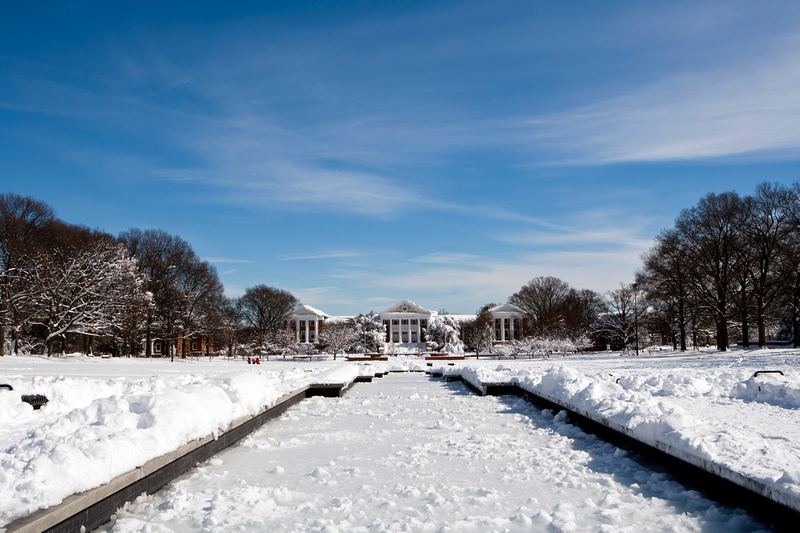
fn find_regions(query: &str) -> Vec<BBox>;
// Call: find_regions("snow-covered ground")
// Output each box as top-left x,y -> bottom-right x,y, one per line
436,349 -> 800,513
0,355 -> 352,528
100,373 -> 766,532
0,349 -> 797,531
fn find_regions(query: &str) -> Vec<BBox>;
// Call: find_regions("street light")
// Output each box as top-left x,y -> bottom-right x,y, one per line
632,283 -> 639,356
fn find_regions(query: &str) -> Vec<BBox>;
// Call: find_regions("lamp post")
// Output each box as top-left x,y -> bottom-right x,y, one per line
633,283 -> 639,356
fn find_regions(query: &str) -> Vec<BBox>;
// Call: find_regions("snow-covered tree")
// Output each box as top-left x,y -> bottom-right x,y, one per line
350,313 -> 385,353
594,283 -> 648,355
25,241 -> 151,356
319,321 -> 359,360
0,193 -> 54,355
459,305 -> 494,357
426,315 -> 465,354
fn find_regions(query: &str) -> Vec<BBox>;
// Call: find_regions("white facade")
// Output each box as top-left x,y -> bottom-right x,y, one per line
284,300 -> 529,349
488,303 -> 526,342
377,300 -> 433,345
285,304 -> 329,343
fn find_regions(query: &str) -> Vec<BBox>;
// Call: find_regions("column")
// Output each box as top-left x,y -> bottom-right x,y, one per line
314,319 -> 319,343
501,317 -> 506,342
295,319 -> 301,342
510,317 -> 515,341
305,321 -> 310,343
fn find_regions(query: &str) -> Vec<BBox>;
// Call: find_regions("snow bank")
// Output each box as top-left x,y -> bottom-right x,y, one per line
0,366 -> 315,527
440,354 -> 800,511
731,371 -> 800,409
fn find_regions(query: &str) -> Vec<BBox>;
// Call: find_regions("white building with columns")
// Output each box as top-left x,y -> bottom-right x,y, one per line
283,300 -> 529,347
285,304 -> 328,343
377,300 -> 432,345
488,303 -> 527,342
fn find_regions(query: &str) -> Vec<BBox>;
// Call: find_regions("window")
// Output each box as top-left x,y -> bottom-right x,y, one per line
393,333 -> 399,342
411,319 -> 418,325
192,342 -> 198,351
401,306 -> 408,311
154,343 -> 162,353
401,319 -> 409,325
392,320 -> 399,325
412,333 -> 418,342
300,320 -> 306,327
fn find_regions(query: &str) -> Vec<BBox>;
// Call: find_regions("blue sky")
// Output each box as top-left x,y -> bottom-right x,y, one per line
2,1 -> 800,316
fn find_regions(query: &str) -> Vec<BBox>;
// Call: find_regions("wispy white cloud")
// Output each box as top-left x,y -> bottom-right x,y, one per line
204,257 -> 252,263
279,251 -> 364,261
318,248 -> 644,315
410,252 -> 483,265
524,37 -> 800,164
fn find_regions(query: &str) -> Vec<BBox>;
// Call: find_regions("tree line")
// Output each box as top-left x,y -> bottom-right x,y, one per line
5,181 -> 797,357
0,193 -> 229,357
457,181 -> 800,355
636,181 -> 800,351
0,192 -> 377,358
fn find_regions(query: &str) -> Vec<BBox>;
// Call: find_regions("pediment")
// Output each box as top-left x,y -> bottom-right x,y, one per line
380,300 -> 431,315
489,303 -> 526,316
289,304 -> 329,318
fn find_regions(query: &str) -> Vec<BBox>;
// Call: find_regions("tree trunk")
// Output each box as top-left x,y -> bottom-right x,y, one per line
741,308 -> 749,348
793,291 -> 800,348
756,294 -> 767,348
145,324 -> 152,357
717,318 -> 728,351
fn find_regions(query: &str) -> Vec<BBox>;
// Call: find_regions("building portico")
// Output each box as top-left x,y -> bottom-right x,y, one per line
378,300 -> 432,345
285,304 -> 328,343
488,303 -> 526,342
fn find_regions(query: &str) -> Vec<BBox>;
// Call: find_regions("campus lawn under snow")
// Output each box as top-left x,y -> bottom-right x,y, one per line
0,349 -> 797,530
99,373 -> 767,532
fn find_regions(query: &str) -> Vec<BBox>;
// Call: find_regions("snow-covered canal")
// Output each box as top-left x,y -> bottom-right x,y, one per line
101,373 -> 767,532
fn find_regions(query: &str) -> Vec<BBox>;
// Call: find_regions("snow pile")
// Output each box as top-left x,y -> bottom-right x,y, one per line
100,374 -> 766,532
0,365 -> 315,527
517,365 -> 710,459
731,371 -> 800,409
438,354 -> 800,510
310,365 -> 359,385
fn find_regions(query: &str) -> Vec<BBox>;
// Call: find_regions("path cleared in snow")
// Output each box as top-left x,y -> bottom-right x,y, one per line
100,373 -> 767,532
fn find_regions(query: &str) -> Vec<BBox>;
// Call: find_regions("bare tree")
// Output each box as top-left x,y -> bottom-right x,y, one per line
638,229 -> 696,351
318,321 -> 359,360
737,183 -> 794,347
120,228 -> 205,358
459,305 -> 494,357
510,276 -> 570,337
675,191 -> 744,351
172,257 -> 225,359
238,285 -> 298,346
595,283 -> 648,354
0,193 -> 54,355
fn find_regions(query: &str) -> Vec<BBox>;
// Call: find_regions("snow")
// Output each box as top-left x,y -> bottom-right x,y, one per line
99,373 -> 766,532
0,349 -> 798,530
435,349 -> 800,511
0,355 -> 322,526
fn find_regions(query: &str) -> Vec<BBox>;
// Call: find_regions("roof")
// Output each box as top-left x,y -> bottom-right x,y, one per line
378,300 -> 433,315
288,304 -> 330,318
488,303 -> 527,316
